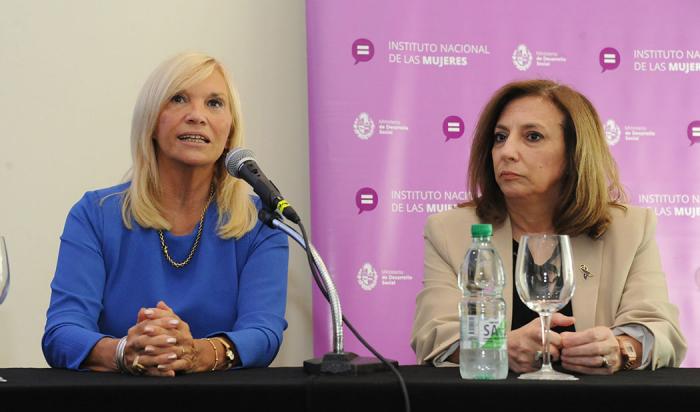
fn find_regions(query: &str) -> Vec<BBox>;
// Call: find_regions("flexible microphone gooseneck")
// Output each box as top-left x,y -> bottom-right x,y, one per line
225,147 -> 410,412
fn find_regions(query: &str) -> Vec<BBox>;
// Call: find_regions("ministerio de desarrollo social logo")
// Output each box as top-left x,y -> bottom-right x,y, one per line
352,38 -> 374,64
353,112 -> 375,140
599,47 -> 621,72
512,44 -> 532,71
357,262 -> 378,291
604,119 -> 621,146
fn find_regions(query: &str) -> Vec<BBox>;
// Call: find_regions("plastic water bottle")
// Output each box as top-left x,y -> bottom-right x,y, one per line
458,223 -> 508,379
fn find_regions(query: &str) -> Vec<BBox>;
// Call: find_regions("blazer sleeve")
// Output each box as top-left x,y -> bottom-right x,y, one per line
612,208 -> 687,368
410,214 -> 461,364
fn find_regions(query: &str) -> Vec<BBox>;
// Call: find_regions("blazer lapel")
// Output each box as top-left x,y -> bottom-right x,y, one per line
570,235 -> 603,331
493,217 -> 513,331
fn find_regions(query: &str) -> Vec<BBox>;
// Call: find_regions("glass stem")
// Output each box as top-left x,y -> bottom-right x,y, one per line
540,313 -> 553,369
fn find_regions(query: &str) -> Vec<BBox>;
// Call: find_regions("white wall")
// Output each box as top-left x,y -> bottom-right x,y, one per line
0,0 -> 313,367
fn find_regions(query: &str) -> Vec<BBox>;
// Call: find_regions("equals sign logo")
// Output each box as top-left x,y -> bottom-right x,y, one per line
356,44 -> 370,56
447,122 -> 461,133
692,126 -> 700,138
603,53 -> 617,64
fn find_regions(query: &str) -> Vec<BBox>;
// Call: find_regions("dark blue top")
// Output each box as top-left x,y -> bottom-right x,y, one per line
42,183 -> 289,370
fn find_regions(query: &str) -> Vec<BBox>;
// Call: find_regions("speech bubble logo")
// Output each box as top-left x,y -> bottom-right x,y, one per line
688,121 -> 700,146
599,47 -> 621,72
352,38 -> 374,64
443,116 -> 465,141
356,187 -> 378,214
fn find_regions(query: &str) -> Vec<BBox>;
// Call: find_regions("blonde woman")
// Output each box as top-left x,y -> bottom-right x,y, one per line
43,52 -> 288,376
411,80 -> 686,374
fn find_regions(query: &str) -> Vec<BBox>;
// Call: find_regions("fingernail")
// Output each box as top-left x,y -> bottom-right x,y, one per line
168,353 -> 177,360
144,309 -> 154,316
167,337 -> 177,344
145,346 -> 155,353
144,326 -> 154,333
169,319 -> 179,326
157,364 -> 167,370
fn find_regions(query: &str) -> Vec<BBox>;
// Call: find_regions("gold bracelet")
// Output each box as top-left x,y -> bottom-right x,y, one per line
205,338 -> 219,371
213,337 -> 236,369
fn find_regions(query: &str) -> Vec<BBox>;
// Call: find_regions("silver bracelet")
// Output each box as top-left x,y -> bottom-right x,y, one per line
114,336 -> 128,373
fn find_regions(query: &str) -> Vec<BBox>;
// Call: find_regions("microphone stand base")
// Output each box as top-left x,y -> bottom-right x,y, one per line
303,352 -> 398,375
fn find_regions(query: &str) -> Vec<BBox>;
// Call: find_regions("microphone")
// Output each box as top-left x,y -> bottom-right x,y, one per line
225,148 -> 301,224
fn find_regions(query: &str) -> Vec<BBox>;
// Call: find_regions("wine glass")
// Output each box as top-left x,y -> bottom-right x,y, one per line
515,234 -> 577,380
0,236 -> 10,382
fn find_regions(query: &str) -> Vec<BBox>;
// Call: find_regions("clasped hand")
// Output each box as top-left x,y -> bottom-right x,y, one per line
507,313 -> 621,375
122,301 -> 198,377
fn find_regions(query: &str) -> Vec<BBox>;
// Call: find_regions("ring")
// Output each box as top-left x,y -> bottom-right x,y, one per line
600,355 -> 611,369
531,350 -> 543,367
180,346 -> 186,358
132,355 -> 146,375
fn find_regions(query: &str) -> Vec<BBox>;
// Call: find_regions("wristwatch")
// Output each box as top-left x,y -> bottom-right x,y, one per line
214,337 -> 236,369
615,336 -> 638,370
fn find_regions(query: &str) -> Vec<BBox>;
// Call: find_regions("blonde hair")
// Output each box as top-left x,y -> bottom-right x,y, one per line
466,79 -> 626,238
121,52 -> 256,239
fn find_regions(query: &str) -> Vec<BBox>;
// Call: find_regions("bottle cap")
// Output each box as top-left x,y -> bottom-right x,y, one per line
471,223 -> 493,238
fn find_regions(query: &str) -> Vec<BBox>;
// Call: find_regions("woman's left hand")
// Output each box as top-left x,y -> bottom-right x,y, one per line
560,327 -> 621,375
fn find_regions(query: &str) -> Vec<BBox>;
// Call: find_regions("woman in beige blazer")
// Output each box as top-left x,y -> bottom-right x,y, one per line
411,80 -> 686,375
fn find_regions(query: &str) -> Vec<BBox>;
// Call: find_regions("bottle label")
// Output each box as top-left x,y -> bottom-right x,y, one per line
467,316 -> 506,348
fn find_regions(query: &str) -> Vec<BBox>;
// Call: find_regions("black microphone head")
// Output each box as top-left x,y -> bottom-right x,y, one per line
225,148 -> 256,178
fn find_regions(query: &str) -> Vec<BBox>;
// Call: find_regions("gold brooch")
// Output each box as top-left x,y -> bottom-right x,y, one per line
580,264 -> 593,280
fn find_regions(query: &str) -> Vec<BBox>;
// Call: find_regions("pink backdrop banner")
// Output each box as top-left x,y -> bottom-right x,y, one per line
306,0 -> 700,366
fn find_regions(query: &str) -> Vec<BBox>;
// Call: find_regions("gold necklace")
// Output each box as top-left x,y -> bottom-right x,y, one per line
158,185 -> 215,269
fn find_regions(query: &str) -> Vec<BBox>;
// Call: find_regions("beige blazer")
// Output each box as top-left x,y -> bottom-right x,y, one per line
411,205 -> 686,369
